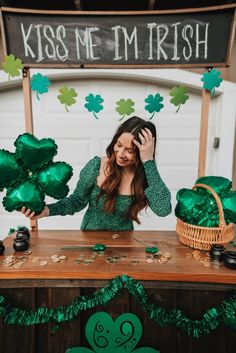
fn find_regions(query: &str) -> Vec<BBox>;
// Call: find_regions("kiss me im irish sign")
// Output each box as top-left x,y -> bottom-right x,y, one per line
0,6 -> 235,68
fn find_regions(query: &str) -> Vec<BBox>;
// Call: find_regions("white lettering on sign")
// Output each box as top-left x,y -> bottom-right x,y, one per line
112,26 -> 138,61
75,27 -> 100,60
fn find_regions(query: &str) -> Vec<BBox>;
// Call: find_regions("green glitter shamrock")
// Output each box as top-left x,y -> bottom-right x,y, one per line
201,68 -> 223,96
169,86 -> 189,113
84,93 -> 104,119
144,93 -> 164,119
57,86 -> 77,112
30,73 -> 52,100
115,99 -> 135,120
2,54 -> 23,80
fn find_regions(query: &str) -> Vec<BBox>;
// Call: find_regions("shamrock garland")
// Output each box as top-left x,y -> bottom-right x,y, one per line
116,98 -> 135,120
84,93 -> 104,119
169,86 -> 189,113
201,68 -> 223,96
144,93 -> 164,119
0,133 -> 73,214
30,73 -> 52,100
1,54 -> 23,80
57,86 -> 78,112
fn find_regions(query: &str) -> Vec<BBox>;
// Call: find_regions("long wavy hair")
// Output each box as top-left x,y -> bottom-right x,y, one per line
98,116 -> 157,223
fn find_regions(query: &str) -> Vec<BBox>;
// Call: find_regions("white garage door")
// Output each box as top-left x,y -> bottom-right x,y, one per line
0,69 -> 235,237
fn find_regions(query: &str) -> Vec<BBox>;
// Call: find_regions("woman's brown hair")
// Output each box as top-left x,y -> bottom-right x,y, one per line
98,116 -> 157,223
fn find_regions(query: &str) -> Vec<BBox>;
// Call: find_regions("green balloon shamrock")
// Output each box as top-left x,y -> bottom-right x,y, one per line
169,85 -> 189,113
201,68 -> 223,96
65,312 -> 159,353
2,54 -> 23,80
116,98 -> 135,121
57,86 -> 78,112
84,93 -> 104,119
30,73 -> 52,100
0,133 -> 73,214
144,93 -> 164,119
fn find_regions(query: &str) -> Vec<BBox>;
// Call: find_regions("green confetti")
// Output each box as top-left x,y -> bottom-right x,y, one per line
144,93 -> 164,119
57,86 -> 77,112
2,54 -> 23,80
115,99 -> 135,120
169,86 -> 189,113
30,73 -> 51,100
84,93 -> 104,119
201,68 -> 223,96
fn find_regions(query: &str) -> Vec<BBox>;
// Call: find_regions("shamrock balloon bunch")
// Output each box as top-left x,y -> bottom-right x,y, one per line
0,133 -> 73,214
175,176 -> 236,227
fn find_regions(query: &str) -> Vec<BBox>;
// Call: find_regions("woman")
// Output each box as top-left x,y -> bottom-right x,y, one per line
21,116 -> 172,230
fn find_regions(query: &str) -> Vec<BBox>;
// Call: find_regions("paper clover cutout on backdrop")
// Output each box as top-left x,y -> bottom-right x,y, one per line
2,54 -> 24,80
66,312 -> 159,353
144,93 -> 164,119
201,68 -> 223,96
169,85 -> 189,113
116,99 -> 135,120
30,73 -> 52,100
84,93 -> 104,119
57,86 -> 78,112
0,133 -> 73,214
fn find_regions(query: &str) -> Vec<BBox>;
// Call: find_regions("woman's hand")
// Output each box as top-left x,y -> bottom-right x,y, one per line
133,128 -> 155,162
21,206 -> 49,220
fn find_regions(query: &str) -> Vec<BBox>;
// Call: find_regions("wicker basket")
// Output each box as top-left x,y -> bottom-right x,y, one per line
176,183 -> 234,251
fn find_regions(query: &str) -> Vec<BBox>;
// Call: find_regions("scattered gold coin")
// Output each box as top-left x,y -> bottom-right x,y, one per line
32,257 -> 40,263
13,262 -> 23,269
146,258 -> 154,264
39,260 -> 48,266
112,233 -> 120,239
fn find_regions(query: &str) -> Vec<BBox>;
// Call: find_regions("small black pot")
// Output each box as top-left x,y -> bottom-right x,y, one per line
223,251 -> 236,270
210,244 -> 225,262
0,240 -> 5,255
16,228 -> 30,240
13,235 -> 29,252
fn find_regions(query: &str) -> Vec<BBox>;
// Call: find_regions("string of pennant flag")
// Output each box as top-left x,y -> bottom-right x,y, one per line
1,54 -> 223,119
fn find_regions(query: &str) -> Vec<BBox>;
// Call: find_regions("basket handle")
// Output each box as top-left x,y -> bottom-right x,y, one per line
192,183 -> 226,228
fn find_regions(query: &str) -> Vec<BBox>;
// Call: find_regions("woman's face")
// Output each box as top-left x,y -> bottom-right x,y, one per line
114,132 -> 137,168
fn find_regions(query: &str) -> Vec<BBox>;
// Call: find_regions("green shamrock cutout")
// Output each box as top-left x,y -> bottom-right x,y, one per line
169,86 -> 189,113
0,133 -> 73,214
30,73 -> 52,100
66,312 -> 159,353
57,86 -> 77,112
201,68 -> 223,96
116,99 -> 135,120
84,93 -> 104,119
144,93 -> 164,119
2,54 -> 23,80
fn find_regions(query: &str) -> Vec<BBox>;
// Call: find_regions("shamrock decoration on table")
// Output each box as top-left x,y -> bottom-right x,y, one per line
66,312 -> 159,353
1,54 -> 23,80
201,68 -> 223,96
0,133 -> 73,214
57,86 -> 78,112
169,85 -> 189,113
84,93 -> 104,119
144,93 -> 164,119
116,99 -> 135,121
30,73 -> 52,100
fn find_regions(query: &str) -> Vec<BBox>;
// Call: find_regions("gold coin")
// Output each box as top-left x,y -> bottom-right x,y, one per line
39,260 -> 48,266
52,257 -> 61,263
32,257 -> 40,263
13,262 -> 23,269
203,261 -> 211,267
112,233 -> 120,239
59,255 -> 67,260
146,258 -> 154,264
24,250 -> 31,255
51,255 -> 59,259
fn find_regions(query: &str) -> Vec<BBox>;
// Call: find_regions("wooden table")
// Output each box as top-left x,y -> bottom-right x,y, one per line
0,230 -> 236,353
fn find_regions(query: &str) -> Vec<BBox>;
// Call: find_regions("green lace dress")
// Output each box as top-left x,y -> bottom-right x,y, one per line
47,156 -> 172,230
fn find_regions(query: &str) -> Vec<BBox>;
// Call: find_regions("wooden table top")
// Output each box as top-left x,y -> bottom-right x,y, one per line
0,230 -> 236,284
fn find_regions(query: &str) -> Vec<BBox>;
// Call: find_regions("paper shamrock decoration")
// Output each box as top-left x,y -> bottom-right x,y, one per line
66,312 -> 159,353
116,99 -> 135,120
84,93 -> 104,119
2,54 -> 23,80
169,86 -> 189,113
144,93 -> 164,119
201,68 -> 223,96
57,86 -> 77,112
0,133 -> 73,214
30,73 -> 52,100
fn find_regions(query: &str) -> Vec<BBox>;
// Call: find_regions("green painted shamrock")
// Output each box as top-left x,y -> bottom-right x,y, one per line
144,93 -> 164,119
2,54 -> 23,80
169,86 -> 189,113
201,68 -> 223,96
57,86 -> 78,112
116,99 -> 135,120
30,73 -> 52,100
84,93 -> 104,119
66,312 -> 159,353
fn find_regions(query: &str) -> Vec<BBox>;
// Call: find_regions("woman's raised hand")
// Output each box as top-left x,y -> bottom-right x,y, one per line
21,206 -> 49,220
133,128 -> 155,162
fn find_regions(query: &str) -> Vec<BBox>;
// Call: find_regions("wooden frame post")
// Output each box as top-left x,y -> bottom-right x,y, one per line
22,67 -> 37,231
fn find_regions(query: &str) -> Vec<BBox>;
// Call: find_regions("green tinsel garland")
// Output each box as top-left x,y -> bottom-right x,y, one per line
0,275 -> 236,338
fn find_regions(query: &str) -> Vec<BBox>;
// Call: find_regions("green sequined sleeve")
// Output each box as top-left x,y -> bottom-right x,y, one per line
47,157 -> 99,216
143,160 -> 172,216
